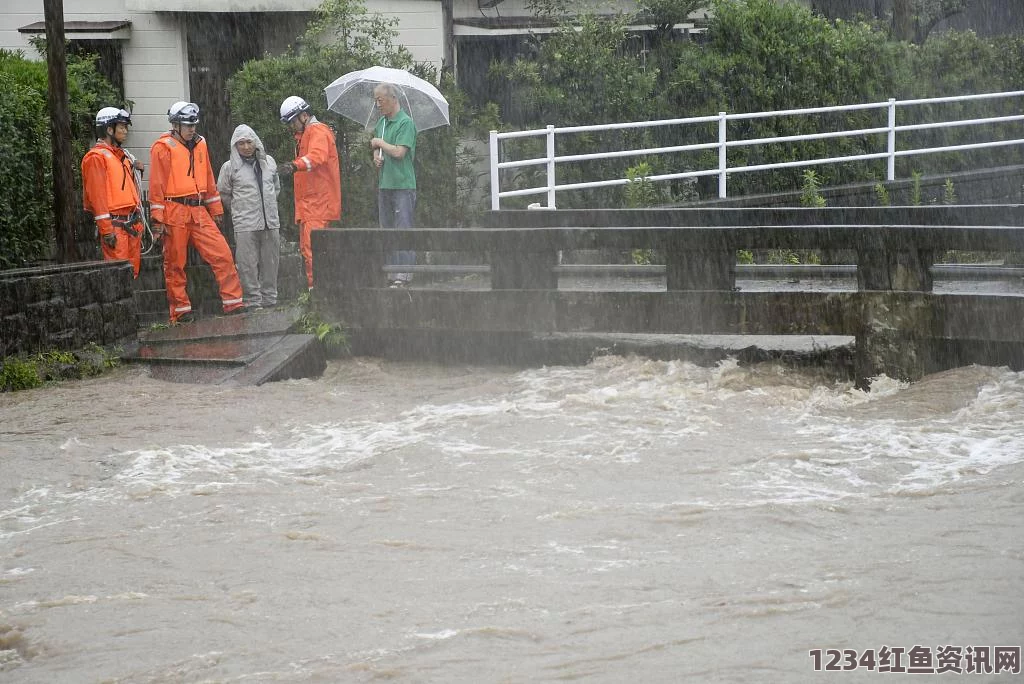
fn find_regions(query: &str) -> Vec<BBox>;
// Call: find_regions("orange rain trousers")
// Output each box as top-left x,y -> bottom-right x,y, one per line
299,219 -> 328,288
161,202 -> 244,322
100,222 -> 143,277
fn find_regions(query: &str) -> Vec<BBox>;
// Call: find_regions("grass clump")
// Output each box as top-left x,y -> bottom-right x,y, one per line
0,344 -> 122,392
295,291 -> 349,355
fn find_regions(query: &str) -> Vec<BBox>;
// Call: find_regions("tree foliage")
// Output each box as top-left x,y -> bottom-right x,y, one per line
814,0 -> 977,44
0,46 -> 120,270
228,0 -> 486,232
669,0 -> 912,194
491,0 -> 1024,205
891,0 -> 974,43
490,12 -> 662,208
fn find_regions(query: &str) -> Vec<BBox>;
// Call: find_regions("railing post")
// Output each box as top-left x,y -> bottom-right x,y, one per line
718,112 -> 728,199
489,129 -> 500,211
887,98 -> 896,182
546,125 -> 556,209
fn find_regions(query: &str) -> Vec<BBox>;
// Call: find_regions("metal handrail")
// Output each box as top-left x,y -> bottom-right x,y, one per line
489,90 -> 1024,210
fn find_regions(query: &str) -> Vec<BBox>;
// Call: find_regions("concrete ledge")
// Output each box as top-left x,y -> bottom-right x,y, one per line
224,334 -> 325,386
125,306 -> 323,386
481,204 -> 1024,230
348,329 -> 856,376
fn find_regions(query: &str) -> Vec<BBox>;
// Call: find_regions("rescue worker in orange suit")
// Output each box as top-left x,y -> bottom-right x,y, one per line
81,107 -> 144,277
277,96 -> 341,289
149,101 -> 245,324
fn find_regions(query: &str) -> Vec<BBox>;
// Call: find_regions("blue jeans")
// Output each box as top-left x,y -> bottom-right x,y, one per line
379,189 -> 416,282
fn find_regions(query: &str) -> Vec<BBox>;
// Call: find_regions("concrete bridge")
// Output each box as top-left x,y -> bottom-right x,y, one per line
313,206 -> 1024,388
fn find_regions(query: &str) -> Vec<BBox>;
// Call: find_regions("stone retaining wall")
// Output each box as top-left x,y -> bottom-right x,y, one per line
0,261 -> 137,357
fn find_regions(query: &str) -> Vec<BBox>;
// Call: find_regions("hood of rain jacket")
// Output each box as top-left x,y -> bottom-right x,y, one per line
217,124 -> 281,233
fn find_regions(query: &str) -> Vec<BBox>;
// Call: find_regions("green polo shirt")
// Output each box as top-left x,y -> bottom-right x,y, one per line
374,109 -> 417,190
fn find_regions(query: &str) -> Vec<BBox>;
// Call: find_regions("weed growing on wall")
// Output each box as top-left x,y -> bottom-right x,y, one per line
0,344 -> 122,392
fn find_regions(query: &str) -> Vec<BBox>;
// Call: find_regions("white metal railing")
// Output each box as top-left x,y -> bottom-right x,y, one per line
488,90 -> 1024,210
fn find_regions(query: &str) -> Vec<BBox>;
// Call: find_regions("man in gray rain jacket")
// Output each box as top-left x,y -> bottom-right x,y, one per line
217,124 -> 281,309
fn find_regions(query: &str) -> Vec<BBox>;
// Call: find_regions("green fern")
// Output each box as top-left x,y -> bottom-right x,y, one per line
910,171 -> 923,206
800,170 -> 827,208
874,182 -> 890,207
943,178 -> 957,205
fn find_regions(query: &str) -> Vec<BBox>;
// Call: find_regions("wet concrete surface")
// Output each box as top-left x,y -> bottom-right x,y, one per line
413,273 -> 1024,295
123,305 -> 326,385
135,336 -> 282,364
331,272 -> 1023,375
138,305 -> 305,343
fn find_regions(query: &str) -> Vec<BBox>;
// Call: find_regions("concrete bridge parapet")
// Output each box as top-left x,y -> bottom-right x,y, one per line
313,205 -> 1024,388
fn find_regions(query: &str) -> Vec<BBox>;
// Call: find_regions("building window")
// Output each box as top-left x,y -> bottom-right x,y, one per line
68,40 -> 125,98
17,20 -> 130,100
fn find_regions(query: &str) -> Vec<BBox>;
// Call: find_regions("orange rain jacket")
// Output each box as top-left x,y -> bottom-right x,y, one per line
81,141 -> 141,236
291,118 -> 341,223
148,132 -> 224,224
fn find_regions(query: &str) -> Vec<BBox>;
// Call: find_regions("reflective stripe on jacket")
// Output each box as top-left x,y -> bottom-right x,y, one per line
149,132 -> 223,224
292,119 -> 341,222
81,141 -> 140,235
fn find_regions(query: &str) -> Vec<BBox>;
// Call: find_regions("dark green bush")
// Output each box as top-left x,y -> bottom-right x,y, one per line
0,51 -> 52,270
0,355 -> 43,392
0,45 -> 120,270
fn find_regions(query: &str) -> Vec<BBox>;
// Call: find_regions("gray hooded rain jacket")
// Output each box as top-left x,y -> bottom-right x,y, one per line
217,124 -> 281,233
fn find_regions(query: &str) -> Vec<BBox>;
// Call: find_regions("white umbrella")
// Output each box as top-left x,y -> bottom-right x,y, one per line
324,66 -> 450,132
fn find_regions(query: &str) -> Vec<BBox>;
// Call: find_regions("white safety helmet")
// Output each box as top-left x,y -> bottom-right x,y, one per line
280,95 -> 311,124
94,107 -> 131,141
95,107 -> 132,128
168,101 -> 200,125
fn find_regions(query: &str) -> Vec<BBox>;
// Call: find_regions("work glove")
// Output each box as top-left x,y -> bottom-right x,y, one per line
102,232 -> 117,248
213,214 -> 224,229
151,223 -> 166,243
278,162 -> 295,177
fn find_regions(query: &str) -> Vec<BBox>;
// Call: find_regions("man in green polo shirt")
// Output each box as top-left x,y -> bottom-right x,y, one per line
370,83 -> 417,288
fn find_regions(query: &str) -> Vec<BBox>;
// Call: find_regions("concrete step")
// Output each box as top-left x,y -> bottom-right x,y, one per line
122,305 -> 324,385
136,305 -> 304,343
134,288 -> 167,310
137,311 -> 169,327
222,334 -> 325,386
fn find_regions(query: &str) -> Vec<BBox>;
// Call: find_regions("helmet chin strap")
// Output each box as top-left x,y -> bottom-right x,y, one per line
171,124 -> 197,145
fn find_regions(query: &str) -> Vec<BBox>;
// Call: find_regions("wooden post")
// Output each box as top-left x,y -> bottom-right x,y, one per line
44,0 -> 79,263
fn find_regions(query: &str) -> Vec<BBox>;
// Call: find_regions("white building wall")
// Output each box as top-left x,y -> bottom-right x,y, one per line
120,13 -> 189,165
0,0 -> 728,170
451,0 -> 642,21
366,0 -> 443,68
0,1 -> 187,173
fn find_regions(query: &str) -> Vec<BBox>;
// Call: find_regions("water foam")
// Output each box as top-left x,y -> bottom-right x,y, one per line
9,358 -> 1022,524
737,368 -> 1024,502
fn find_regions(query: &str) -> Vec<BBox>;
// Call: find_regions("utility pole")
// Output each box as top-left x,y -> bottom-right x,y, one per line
43,0 -> 79,262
